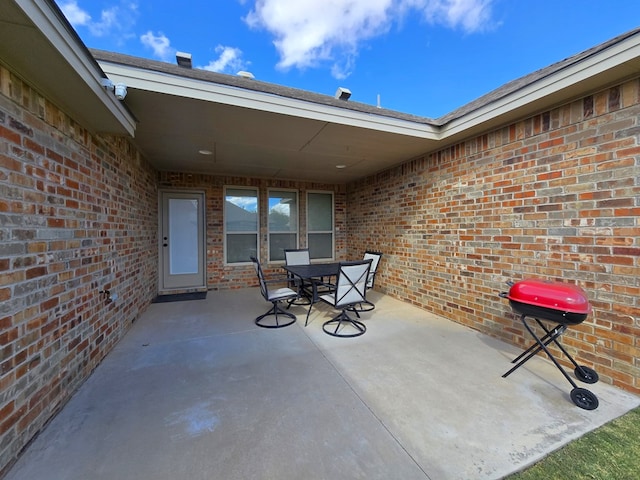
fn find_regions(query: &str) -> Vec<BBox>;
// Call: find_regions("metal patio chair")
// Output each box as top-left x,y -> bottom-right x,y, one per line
351,251 -> 382,316
250,256 -> 298,328
284,248 -> 312,307
315,259 -> 372,338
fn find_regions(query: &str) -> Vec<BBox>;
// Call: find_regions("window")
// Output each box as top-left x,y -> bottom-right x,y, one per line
268,189 -> 298,262
225,187 -> 258,264
307,191 -> 334,260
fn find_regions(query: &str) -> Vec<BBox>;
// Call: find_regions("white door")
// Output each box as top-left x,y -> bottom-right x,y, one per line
159,191 -> 206,290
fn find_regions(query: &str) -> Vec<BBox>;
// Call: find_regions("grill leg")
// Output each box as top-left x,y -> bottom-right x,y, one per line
514,318 -> 598,385
503,314 -> 599,409
502,315 -> 577,389
536,321 -> 599,384
508,322 -> 565,366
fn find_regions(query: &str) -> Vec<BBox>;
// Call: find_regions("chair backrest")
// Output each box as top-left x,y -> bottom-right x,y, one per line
363,251 -> 383,289
284,248 -> 310,266
250,257 -> 269,301
333,259 -> 372,308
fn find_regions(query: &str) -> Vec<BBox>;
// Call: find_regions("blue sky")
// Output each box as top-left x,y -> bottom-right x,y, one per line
57,0 -> 639,118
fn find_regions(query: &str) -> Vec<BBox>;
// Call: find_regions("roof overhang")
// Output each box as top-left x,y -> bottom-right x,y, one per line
0,0 -> 135,136
94,27 -> 640,183
440,29 -> 640,143
96,55 -> 442,184
4,1 -> 640,184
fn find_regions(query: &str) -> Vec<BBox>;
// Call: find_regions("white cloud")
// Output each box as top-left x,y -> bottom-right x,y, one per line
420,0 -> 493,32
58,1 -> 139,42
244,0 -> 494,78
245,0 -> 393,71
228,197 -> 257,212
140,31 -> 173,61
88,6 -> 118,37
58,1 -> 91,26
201,46 -> 249,74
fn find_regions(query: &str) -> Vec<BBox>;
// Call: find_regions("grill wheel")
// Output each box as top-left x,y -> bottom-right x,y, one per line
570,388 -> 599,410
575,366 -> 599,384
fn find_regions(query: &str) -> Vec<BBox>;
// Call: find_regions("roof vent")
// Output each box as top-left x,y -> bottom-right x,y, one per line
237,71 -> 255,79
176,52 -> 192,68
335,87 -> 351,100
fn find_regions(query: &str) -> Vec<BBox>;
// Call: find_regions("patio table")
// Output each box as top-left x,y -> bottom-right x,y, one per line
282,262 -> 339,302
282,262 -> 339,325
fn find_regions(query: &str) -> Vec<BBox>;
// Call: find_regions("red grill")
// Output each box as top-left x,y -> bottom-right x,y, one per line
505,279 -> 591,325
500,279 -> 599,410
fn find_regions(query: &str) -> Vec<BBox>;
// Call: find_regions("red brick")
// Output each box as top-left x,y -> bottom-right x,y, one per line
2,51 -> 640,477
0,125 -> 21,145
25,266 -> 48,279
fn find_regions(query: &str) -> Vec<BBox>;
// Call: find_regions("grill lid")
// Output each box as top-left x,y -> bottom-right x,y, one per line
507,279 -> 591,314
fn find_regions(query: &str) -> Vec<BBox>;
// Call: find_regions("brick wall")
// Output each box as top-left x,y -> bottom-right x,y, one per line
0,65 -> 158,474
158,173 -> 347,289
347,79 -> 640,395
1,54 -> 638,476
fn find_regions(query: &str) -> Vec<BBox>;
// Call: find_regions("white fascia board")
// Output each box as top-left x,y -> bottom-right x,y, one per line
443,35 -> 640,138
17,0 -> 136,135
99,61 -> 440,140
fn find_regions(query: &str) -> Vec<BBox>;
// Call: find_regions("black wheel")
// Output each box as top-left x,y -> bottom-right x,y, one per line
570,388 -> 599,410
574,366 -> 599,384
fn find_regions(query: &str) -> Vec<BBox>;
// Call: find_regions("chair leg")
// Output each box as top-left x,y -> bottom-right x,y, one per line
305,302 -> 313,326
255,302 -> 296,328
322,309 -> 366,338
353,300 -> 375,313
286,288 -> 311,309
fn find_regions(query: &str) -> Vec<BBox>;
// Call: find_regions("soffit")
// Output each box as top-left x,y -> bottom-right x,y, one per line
0,0 -> 134,135
440,28 -> 640,143
6,1 -> 640,185
97,56 -> 442,184
95,27 -> 640,184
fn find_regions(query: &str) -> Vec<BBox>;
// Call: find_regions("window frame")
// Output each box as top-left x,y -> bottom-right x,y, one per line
267,188 -> 299,263
306,190 -> 335,261
224,186 -> 259,265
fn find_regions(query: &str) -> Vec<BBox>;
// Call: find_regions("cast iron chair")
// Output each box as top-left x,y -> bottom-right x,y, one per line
351,251 -> 383,316
250,256 -> 298,328
284,248 -> 312,307
314,259 -> 372,337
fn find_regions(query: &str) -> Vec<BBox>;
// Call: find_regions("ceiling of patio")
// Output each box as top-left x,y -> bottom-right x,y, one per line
95,51 -> 444,185
5,0 -> 640,186
93,26 -> 640,185
120,88 -> 440,184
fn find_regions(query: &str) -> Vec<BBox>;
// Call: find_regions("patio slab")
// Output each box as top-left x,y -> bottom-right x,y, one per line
4,289 -> 639,480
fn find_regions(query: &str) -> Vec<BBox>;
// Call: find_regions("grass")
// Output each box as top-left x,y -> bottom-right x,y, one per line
506,406 -> 640,479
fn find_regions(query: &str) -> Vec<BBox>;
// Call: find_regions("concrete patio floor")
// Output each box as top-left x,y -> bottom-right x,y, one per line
5,289 -> 639,480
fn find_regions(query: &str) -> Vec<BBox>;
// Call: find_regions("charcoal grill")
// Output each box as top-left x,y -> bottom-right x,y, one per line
500,279 -> 599,410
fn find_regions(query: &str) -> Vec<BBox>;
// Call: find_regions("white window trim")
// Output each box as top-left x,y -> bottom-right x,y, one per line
224,186 -> 259,265
267,188 -> 299,263
306,190 -> 335,261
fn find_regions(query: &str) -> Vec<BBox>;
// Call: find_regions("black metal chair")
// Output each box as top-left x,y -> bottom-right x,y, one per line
250,256 -> 298,328
284,248 -> 312,307
314,259 -> 372,337
351,251 -> 382,316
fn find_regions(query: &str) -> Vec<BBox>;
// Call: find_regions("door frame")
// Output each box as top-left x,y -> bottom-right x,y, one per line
158,189 -> 207,292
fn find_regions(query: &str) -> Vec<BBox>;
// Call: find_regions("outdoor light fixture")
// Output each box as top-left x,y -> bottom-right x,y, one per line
101,78 -> 127,100
113,83 -> 127,100
335,87 -> 351,100
176,51 -> 192,68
